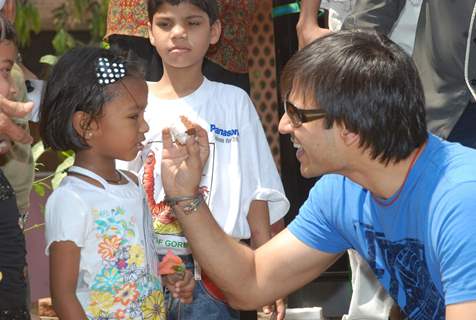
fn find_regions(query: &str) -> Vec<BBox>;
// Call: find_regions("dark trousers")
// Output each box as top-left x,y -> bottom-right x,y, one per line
447,101 -> 476,148
0,307 -> 30,320
0,171 -> 29,319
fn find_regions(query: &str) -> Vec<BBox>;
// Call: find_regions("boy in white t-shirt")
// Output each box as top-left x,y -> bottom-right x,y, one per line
123,1 -> 290,319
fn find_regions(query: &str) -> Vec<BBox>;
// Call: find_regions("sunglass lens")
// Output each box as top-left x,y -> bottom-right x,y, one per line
286,102 -> 302,127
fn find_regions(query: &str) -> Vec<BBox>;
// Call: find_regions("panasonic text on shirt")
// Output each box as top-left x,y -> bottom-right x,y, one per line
210,124 -> 240,137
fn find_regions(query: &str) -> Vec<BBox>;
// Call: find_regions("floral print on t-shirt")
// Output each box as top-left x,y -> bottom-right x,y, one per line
85,207 -> 165,320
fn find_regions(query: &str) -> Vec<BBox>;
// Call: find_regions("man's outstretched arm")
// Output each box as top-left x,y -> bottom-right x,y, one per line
160,125 -> 342,309
173,201 -> 341,309
447,301 -> 476,320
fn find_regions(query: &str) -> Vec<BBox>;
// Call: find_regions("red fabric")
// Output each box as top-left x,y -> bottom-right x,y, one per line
206,0 -> 254,73
105,0 -> 150,40
201,271 -> 227,302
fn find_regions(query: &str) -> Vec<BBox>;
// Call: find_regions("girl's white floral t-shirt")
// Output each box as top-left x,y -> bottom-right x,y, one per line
45,174 -> 165,320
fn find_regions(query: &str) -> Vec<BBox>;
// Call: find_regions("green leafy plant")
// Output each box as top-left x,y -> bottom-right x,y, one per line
51,0 -> 109,55
15,0 -> 41,47
26,141 -> 74,232
31,141 -> 75,197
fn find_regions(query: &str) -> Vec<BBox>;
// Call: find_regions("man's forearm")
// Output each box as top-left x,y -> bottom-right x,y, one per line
172,201 -> 265,309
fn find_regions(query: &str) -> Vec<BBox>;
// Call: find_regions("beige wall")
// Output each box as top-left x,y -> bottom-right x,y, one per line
32,0 -> 57,30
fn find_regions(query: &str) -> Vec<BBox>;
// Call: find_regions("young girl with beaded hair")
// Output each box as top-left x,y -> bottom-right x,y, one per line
40,47 -> 193,319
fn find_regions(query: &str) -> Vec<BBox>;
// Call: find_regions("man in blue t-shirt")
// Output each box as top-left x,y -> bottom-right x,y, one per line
159,30 -> 476,320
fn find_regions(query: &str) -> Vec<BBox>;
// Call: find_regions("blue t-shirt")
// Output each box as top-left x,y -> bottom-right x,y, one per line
289,134 -> 476,319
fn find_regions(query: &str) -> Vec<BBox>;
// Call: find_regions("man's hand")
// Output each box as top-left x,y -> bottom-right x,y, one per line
161,124 -> 209,197
262,298 -> 286,320
0,95 -> 33,152
163,270 -> 195,304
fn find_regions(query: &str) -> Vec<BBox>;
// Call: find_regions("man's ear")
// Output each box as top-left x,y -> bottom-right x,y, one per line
72,111 -> 98,141
210,20 -> 221,45
148,22 -> 156,46
339,125 -> 359,147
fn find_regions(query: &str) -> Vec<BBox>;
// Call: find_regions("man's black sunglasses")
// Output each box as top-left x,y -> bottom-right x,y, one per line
284,100 -> 327,127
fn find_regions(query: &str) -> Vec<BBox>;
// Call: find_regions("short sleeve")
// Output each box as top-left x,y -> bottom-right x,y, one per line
433,183 -> 476,305
44,186 -> 90,255
341,0 -> 406,34
288,176 -> 350,254
238,93 -> 289,224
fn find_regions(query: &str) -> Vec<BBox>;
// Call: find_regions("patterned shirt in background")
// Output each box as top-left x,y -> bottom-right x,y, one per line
105,0 -> 253,73
105,0 -> 149,39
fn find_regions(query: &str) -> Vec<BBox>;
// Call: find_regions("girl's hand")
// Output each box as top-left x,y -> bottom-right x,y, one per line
164,270 -> 196,304
161,124 -> 209,197
262,298 -> 286,320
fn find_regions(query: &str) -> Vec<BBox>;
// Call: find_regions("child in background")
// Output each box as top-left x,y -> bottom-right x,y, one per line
0,13 -> 30,320
40,47 -> 192,319
122,1 -> 290,319
0,13 -> 16,156
0,0 -> 35,230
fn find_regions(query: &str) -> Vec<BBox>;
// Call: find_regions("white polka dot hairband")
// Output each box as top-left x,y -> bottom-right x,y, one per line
95,57 -> 127,85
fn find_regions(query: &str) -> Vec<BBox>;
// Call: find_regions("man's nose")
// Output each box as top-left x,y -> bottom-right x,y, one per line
278,113 -> 293,135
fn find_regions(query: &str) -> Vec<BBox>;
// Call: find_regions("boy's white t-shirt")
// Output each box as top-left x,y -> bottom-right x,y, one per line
126,78 -> 289,255
45,170 -> 164,319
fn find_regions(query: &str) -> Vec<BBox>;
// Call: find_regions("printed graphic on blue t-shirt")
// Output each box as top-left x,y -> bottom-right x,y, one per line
361,223 -> 444,319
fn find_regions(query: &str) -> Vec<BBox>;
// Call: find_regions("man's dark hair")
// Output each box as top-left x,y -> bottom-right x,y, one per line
147,0 -> 218,24
281,30 -> 428,164
0,13 -> 16,43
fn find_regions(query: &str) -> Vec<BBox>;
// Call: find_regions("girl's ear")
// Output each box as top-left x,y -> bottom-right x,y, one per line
210,20 -> 221,45
72,111 -> 98,141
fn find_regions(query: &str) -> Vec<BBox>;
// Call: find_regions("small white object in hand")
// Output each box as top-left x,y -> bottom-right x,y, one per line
169,118 -> 191,144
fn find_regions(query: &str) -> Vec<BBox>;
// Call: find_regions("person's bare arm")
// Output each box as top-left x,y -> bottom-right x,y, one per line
446,301 -> 476,320
160,125 -> 342,309
248,200 -> 271,250
180,208 -> 341,310
49,241 -> 88,319
247,200 -> 286,320
296,0 -> 331,49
